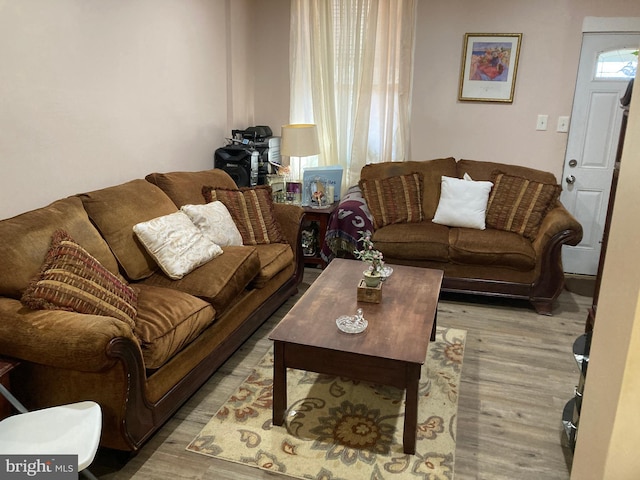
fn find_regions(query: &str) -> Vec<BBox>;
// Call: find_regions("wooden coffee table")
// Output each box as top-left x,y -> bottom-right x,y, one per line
269,258 -> 443,454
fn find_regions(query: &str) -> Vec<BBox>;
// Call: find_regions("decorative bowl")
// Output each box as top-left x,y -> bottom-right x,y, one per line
336,313 -> 368,334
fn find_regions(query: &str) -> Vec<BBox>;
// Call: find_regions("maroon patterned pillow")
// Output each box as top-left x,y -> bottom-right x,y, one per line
359,173 -> 424,229
21,230 -> 138,328
486,172 -> 561,240
202,185 -> 286,245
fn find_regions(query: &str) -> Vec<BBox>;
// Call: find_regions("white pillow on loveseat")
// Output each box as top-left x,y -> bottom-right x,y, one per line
432,173 -> 493,230
181,201 -> 243,247
133,211 -> 223,280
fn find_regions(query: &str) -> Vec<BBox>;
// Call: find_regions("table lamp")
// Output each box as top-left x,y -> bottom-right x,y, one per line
281,124 -> 320,205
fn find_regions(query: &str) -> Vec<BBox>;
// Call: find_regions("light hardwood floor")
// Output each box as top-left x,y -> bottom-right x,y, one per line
92,268 -> 591,479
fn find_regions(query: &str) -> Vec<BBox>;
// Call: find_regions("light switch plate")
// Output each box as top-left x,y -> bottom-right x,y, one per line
536,114 -> 548,131
557,116 -> 570,132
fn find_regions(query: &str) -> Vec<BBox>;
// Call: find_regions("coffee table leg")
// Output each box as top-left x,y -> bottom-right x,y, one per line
430,309 -> 438,341
403,363 -> 421,454
272,341 -> 287,426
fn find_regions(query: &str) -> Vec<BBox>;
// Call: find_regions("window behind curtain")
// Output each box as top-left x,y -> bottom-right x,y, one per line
290,0 -> 417,190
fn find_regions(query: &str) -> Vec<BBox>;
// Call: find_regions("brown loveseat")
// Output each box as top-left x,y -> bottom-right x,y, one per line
0,169 -> 304,451
354,157 -> 582,315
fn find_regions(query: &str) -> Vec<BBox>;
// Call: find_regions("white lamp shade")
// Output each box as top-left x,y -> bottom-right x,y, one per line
281,124 -> 320,157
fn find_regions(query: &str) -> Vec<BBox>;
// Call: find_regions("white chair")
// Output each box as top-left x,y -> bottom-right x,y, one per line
0,384 -> 102,480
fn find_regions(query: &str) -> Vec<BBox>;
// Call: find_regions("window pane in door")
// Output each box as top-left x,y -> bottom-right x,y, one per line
595,48 -> 637,79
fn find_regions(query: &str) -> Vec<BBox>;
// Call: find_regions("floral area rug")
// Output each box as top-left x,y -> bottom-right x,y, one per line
187,326 -> 466,480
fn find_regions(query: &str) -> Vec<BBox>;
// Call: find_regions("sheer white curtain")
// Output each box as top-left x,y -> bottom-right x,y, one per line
289,0 -> 417,190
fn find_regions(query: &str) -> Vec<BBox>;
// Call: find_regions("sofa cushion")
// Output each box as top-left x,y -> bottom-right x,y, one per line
79,179 -> 179,281
372,222 -> 450,262
203,185 -> 286,245
140,245 -> 260,313
432,174 -> 493,230
486,173 -> 561,240
181,202 -> 243,247
133,211 -> 223,280
21,230 -> 138,329
360,157 -> 458,220
134,284 -> 215,369
145,169 -> 237,208
359,173 -> 424,229
0,197 -> 121,299
449,227 -> 536,271
250,243 -> 296,288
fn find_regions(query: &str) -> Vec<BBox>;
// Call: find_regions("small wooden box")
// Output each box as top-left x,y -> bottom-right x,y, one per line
357,279 -> 382,303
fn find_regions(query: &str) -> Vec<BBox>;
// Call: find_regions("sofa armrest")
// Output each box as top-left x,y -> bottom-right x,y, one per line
273,203 -> 305,282
0,297 -> 140,372
529,204 -> 583,313
273,203 -> 304,250
532,204 -> 583,253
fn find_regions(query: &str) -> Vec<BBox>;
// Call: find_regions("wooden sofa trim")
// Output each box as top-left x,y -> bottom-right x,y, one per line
439,227 -> 582,315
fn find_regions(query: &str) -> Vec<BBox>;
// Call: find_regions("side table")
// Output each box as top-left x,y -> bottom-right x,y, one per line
302,202 -> 337,269
0,357 -> 21,420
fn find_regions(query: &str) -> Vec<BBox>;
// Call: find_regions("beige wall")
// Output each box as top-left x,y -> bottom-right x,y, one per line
254,0 -> 640,180
2,0 -> 638,219
5,1 -> 637,220
253,0 -> 291,132
228,0 -> 254,129
571,69 -> 640,480
411,0 -> 640,179
0,0 -> 245,220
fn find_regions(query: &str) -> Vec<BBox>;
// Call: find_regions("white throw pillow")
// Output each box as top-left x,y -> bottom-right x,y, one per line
432,173 -> 493,230
180,202 -> 243,247
133,211 -> 223,280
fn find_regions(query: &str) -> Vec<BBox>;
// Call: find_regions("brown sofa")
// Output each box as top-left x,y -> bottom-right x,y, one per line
0,169 -> 304,451
356,157 -> 583,315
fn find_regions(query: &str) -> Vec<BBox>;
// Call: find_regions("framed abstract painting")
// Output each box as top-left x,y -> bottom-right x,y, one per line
458,33 -> 523,103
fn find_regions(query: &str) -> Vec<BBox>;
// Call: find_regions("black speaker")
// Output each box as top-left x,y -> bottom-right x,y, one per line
214,146 -> 253,187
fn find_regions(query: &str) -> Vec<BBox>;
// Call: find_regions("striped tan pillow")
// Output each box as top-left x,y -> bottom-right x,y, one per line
486,173 -> 561,240
202,185 -> 286,245
359,173 -> 424,229
21,230 -> 138,328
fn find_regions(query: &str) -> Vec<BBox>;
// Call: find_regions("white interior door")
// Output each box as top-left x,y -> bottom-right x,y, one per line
561,32 -> 638,275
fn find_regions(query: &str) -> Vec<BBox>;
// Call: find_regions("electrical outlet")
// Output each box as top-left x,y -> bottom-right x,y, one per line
536,114 -> 548,131
557,116 -> 570,132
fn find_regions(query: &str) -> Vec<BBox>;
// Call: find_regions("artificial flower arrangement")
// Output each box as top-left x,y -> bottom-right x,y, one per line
354,230 -> 384,277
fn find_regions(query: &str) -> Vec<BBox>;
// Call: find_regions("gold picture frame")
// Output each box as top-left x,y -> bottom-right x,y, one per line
458,33 -> 522,103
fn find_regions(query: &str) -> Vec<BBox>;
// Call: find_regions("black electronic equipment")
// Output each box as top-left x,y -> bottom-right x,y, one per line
216,126 -> 280,187
214,146 -> 254,187
255,148 -> 270,185
232,126 -> 273,143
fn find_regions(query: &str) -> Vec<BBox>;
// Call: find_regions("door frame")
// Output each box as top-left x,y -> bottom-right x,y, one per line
582,16 -> 640,34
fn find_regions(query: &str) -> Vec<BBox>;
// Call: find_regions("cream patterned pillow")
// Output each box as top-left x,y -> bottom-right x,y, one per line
432,173 -> 493,230
133,211 -> 223,280
181,202 -> 243,247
